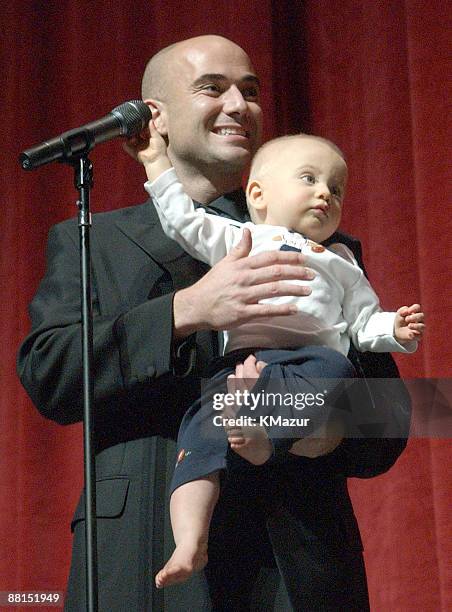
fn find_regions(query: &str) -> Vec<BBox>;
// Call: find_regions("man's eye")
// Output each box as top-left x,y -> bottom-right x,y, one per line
203,84 -> 221,94
301,174 -> 316,184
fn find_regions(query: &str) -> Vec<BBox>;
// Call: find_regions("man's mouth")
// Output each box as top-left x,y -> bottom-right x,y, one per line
212,126 -> 249,138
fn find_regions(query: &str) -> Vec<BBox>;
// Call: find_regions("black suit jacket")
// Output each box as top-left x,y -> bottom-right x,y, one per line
18,192 -> 409,611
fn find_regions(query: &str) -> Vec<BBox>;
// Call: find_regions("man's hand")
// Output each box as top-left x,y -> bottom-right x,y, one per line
394,303 -> 425,343
173,229 -> 315,338
223,355 -> 267,420
226,355 -> 343,458
123,120 -> 172,181
226,355 -> 267,395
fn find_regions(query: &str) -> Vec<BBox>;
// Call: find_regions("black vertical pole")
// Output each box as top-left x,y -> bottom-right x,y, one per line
74,156 -> 98,612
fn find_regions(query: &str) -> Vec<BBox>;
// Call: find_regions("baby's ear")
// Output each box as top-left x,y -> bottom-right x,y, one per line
246,179 -> 266,211
144,99 -> 168,136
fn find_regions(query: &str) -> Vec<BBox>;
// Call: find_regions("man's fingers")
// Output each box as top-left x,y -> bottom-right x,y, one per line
246,281 -> 312,302
241,355 -> 259,380
242,263 -> 315,286
228,436 -> 247,447
222,401 -> 239,419
234,303 -> 301,320
246,249 -> 307,270
228,244 -> 312,274
256,360 -> 267,374
226,355 -> 264,395
242,355 -> 257,367
235,363 -> 244,378
185,233 -> 317,332
228,364 -> 248,395
226,374 -> 238,395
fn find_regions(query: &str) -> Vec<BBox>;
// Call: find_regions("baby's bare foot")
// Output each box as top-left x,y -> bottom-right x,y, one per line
226,423 -> 272,465
155,541 -> 208,589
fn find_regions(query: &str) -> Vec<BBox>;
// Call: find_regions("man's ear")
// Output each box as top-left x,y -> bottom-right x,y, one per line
144,99 -> 168,136
247,179 -> 266,211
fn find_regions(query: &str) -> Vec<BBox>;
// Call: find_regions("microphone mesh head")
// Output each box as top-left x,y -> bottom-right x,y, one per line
111,100 -> 152,136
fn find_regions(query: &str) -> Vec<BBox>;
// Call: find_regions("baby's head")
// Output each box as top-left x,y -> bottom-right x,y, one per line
246,134 -> 347,243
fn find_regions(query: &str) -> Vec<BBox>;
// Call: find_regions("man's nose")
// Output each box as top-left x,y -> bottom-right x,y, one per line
222,85 -> 248,115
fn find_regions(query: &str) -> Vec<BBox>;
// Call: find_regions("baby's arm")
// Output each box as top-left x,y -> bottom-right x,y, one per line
136,122 -> 242,266
139,121 -> 173,182
393,304 -> 425,343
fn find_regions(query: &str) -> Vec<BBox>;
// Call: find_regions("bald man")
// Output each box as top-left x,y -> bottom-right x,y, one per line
18,35 -> 409,611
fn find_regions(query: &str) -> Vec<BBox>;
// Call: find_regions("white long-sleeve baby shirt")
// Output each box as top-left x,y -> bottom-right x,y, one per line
146,168 -> 416,356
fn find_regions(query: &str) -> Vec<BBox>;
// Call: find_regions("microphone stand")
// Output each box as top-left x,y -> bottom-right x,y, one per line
69,155 -> 98,612
19,100 -> 151,612
20,101 -> 152,612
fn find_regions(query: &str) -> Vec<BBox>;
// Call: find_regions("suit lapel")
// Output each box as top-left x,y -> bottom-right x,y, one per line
92,190 -> 246,348
114,199 -> 186,264
114,190 -> 248,265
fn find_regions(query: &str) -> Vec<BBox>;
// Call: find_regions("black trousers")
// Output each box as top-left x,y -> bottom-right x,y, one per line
206,451 -> 370,611
159,346 -> 369,611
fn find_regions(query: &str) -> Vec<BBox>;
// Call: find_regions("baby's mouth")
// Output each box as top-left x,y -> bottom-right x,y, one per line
311,205 -> 329,218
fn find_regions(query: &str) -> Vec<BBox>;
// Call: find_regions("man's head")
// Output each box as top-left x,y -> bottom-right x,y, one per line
142,36 -> 262,189
246,134 -> 348,243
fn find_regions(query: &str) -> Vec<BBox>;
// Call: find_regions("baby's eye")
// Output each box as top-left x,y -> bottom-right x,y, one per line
301,174 -> 316,184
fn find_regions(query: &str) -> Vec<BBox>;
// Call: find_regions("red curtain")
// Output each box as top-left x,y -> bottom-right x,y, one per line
2,1 -> 450,610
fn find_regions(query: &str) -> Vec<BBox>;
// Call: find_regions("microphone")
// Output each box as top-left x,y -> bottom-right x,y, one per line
19,100 -> 152,170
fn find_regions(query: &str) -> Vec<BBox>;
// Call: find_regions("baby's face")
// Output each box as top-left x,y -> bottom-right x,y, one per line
253,138 -> 347,242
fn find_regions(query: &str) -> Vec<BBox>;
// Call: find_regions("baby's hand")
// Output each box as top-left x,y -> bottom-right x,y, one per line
123,120 -> 171,181
394,304 -> 425,343
136,120 -> 168,164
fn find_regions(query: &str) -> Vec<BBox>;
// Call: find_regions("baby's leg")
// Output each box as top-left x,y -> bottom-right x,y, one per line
155,473 -> 219,589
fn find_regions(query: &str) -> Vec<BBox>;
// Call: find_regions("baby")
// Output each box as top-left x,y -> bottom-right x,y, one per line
138,124 -> 425,588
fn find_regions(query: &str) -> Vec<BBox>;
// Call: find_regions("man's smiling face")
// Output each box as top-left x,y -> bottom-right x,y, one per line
156,36 -> 263,174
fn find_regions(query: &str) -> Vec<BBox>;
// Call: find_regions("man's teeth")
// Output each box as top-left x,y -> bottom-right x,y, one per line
215,128 -> 246,136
